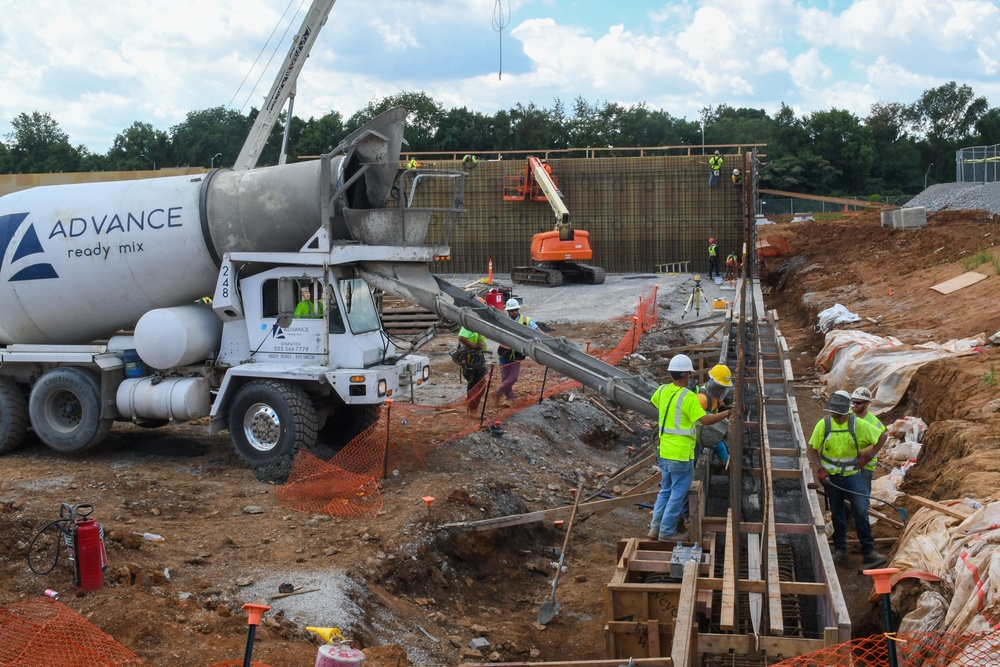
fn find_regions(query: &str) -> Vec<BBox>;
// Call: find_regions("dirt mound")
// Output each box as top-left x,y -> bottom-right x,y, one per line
764,209 -> 1000,508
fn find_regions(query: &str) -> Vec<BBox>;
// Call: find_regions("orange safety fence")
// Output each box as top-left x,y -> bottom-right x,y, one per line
278,285 -> 659,518
770,630 -> 1000,666
0,597 -> 148,667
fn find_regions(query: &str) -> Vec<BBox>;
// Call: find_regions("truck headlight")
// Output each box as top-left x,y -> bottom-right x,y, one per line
422,365 -> 430,381
378,379 -> 387,397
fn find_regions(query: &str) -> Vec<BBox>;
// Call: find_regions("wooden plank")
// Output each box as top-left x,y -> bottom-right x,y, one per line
701,519 -> 814,535
695,577 -> 830,596
747,533 -> 762,636
588,397 -> 635,434
757,188 -> 897,210
930,271 -> 987,294
437,491 -> 659,531
460,657 -> 673,667
720,508 -> 735,631
907,494 -> 973,520
647,619 -> 661,658
670,560 -> 699,667
694,632 -> 826,657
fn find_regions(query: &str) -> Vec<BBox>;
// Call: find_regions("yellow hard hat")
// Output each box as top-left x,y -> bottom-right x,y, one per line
709,364 -> 732,387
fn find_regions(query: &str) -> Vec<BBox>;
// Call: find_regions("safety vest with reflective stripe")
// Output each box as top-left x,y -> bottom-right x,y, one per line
808,414 -> 881,477
651,384 -> 706,461
709,155 -> 723,171
859,411 -> 885,471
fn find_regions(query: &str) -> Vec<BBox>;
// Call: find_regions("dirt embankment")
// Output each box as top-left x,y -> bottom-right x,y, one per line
763,209 -> 1000,503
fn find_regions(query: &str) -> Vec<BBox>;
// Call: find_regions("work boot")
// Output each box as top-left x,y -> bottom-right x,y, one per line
862,549 -> 887,566
658,530 -> 688,543
832,549 -> 848,565
647,528 -> 659,539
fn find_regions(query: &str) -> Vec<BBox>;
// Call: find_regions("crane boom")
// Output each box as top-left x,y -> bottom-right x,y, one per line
234,0 -> 337,171
527,156 -> 569,226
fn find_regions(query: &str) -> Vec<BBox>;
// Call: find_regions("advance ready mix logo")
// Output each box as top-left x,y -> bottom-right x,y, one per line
0,212 -> 59,282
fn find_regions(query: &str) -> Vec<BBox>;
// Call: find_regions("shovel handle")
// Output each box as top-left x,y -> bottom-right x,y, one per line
558,482 -> 585,565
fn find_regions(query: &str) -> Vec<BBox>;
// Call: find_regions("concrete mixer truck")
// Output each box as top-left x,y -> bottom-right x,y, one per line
0,108 -> 455,467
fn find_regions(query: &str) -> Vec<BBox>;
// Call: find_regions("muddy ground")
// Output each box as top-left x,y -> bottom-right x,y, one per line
2,209 -> 999,666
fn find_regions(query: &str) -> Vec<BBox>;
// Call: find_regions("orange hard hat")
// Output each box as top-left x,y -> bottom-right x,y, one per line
709,238 -> 716,243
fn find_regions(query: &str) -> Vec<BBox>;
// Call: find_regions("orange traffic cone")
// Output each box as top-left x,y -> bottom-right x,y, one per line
488,259 -> 494,284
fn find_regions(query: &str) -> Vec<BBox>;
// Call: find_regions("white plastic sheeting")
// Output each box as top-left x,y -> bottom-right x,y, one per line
816,304 -> 861,333
893,502 -> 1000,634
816,330 -> 983,413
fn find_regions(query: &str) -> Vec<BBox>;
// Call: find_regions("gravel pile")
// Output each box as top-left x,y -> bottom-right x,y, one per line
906,181 -> 1000,214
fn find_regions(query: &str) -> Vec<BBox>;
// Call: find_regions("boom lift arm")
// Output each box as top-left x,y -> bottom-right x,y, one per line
234,0 -> 337,171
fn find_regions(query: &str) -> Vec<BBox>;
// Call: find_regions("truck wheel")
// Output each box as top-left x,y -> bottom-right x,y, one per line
29,368 -> 113,454
229,380 -> 318,466
0,377 -> 29,453
319,403 -> 381,447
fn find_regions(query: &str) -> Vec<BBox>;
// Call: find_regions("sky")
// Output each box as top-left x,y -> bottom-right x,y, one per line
0,0 -> 998,155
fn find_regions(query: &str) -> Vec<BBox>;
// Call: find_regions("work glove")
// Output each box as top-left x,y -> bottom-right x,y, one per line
815,468 -> 829,484
858,453 -> 872,469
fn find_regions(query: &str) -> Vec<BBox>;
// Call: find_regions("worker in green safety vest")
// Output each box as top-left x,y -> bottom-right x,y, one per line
807,390 -> 888,566
850,387 -> 885,494
708,150 -> 723,186
647,353 -> 731,543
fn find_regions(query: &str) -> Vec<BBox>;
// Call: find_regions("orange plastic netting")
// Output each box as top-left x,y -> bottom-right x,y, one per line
0,597 -> 147,666
277,285 -> 659,518
770,630 -> 1000,666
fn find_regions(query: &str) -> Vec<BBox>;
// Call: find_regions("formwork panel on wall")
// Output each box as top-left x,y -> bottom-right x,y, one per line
426,156 -> 744,275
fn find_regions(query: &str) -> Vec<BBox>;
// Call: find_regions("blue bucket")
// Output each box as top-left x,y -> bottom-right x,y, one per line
123,349 -> 146,378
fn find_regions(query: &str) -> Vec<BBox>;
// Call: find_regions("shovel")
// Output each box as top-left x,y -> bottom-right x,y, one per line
537,481 -> 584,625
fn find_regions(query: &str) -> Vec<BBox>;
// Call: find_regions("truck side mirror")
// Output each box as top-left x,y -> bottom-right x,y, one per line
277,277 -> 295,326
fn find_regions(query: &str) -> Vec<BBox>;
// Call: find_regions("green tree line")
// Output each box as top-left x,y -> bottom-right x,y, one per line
1,82 -> 997,197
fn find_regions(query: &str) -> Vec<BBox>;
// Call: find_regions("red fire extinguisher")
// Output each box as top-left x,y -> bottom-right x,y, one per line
62,504 -> 107,591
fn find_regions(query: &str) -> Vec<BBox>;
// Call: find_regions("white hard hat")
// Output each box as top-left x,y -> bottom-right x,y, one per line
714,150 -> 720,155
504,298 -> 521,311
733,168 -> 740,175
851,387 -> 873,402
667,354 -> 694,372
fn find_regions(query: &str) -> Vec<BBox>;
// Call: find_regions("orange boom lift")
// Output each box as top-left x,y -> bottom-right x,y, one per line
502,157 -> 605,286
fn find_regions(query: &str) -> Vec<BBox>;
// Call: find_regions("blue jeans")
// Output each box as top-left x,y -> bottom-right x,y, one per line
650,458 -> 694,537
709,171 -> 719,187
826,472 -> 874,553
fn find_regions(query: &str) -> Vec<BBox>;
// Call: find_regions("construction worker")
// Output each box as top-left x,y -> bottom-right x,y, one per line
807,390 -> 889,566
708,150 -> 723,187
707,238 -> 720,279
696,364 -> 732,466
648,354 -> 732,542
724,252 -> 739,281
732,168 -> 742,187
406,157 -> 421,169
851,387 -> 885,495
494,299 -> 538,404
456,327 -> 488,413
462,154 -> 479,169
294,287 -> 324,318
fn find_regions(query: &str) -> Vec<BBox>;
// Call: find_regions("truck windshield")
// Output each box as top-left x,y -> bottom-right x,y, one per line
339,278 -> 380,334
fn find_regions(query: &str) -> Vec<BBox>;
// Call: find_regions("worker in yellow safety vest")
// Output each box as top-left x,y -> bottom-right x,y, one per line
708,150 -> 723,187
850,387 -> 885,495
707,238 -> 720,279
807,390 -> 888,566
647,354 -> 732,543
406,157 -> 421,169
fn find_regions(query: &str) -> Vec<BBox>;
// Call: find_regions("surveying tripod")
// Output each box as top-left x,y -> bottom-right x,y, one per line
681,274 -> 712,319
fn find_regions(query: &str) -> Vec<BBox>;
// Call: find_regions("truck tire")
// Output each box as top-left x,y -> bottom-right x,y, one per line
319,403 -> 382,447
229,380 -> 318,466
0,377 -> 29,453
29,368 -> 113,454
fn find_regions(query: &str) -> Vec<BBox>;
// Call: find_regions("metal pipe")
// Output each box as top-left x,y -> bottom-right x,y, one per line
358,264 -> 659,417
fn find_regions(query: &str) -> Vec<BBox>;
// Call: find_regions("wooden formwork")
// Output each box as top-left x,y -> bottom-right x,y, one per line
605,539 -> 713,660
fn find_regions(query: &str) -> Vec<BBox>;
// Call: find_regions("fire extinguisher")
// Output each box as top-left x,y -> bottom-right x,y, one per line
29,504 -> 107,591
66,504 -> 108,591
